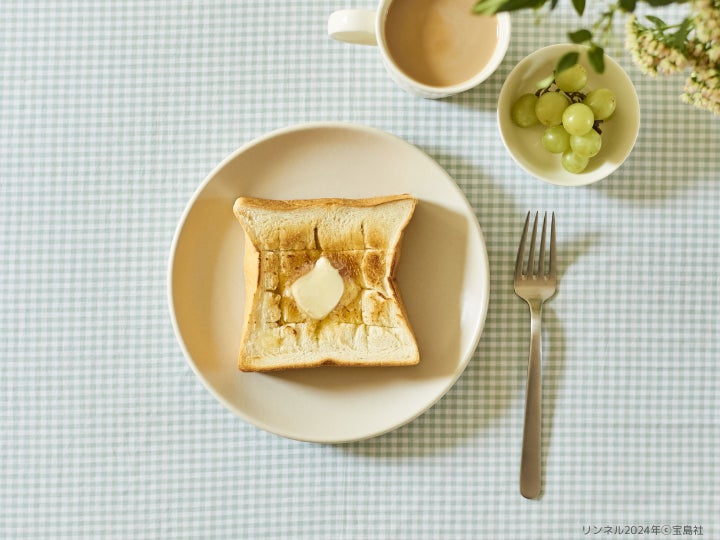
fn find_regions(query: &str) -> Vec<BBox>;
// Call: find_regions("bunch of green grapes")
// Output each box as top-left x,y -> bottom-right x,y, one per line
510,63 -> 616,174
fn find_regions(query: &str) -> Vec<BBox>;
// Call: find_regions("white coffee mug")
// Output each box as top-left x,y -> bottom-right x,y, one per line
328,0 -> 510,99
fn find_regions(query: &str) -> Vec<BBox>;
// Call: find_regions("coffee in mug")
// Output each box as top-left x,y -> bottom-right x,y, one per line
328,0 -> 510,98
384,0 -> 500,88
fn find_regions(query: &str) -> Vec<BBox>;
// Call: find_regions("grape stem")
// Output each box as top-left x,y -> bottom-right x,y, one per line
534,80 -> 604,134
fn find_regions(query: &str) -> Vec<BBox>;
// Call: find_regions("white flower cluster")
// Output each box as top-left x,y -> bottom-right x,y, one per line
625,16 -> 688,77
692,0 -> 720,62
625,0 -> 720,115
683,0 -> 720,114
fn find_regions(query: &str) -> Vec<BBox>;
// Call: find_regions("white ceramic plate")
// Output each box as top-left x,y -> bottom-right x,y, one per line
498,44 -> 640,186
168,123 -> 490,443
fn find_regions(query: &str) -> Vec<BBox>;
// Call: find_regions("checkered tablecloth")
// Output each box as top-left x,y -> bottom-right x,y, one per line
2,1 -> 718,538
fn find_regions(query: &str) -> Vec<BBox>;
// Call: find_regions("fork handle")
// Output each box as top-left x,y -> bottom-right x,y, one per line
520,303 -> 543,499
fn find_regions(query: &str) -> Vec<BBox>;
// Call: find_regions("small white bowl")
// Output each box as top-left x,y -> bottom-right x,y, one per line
497,44 -> 640,186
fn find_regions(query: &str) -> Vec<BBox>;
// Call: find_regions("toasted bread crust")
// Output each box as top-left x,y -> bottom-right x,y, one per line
234,194 -> 414,212
233,194 -> 419,372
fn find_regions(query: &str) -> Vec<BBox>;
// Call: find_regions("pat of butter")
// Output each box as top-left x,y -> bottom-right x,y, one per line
290,256 -> 344,320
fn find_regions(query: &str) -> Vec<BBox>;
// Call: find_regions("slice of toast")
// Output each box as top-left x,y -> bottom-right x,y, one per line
233,194 -> 419,372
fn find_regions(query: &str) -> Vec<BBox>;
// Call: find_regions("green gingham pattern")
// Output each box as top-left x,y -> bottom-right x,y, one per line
1,1 -> 718,538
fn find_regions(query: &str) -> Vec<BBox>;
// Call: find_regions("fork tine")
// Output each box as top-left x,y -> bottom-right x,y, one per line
549,212 -> 557,277
515,212 -> 530,279
526,212 -> 539,277
538,212 -> 547,276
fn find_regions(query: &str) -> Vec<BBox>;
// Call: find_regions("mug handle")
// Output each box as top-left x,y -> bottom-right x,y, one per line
328,10 -> 377,46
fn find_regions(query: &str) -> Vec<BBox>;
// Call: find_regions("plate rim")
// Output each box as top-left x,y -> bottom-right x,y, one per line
167,121 -> 490,443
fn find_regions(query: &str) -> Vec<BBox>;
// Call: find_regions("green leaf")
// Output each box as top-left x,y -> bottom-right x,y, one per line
645,15 -> 667,29
550,0 -> 559,8
472,0 -> 509,14
556,52 -> 580,73
504,0 -> 547,9
618,0 -> 637,11
587,45 -> 605,73
571,0 -> 586,16
642,0 -> 678,6
568,29 -> 592,43
472,0 -> 544,14
670,17 -> 693,52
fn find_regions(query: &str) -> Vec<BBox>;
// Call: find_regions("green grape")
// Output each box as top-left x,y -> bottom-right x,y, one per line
542,125 -> 570,153
511,93 -> 539,127
562,103 -> 595,136
583,88 -> 616,120
535,92 -> 569,127
555,64 -> 588,92
570,129 -> 602,157
561,150 -> 589,173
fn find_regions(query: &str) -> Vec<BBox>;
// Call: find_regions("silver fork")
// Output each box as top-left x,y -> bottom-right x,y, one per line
514,211 -> 557,499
